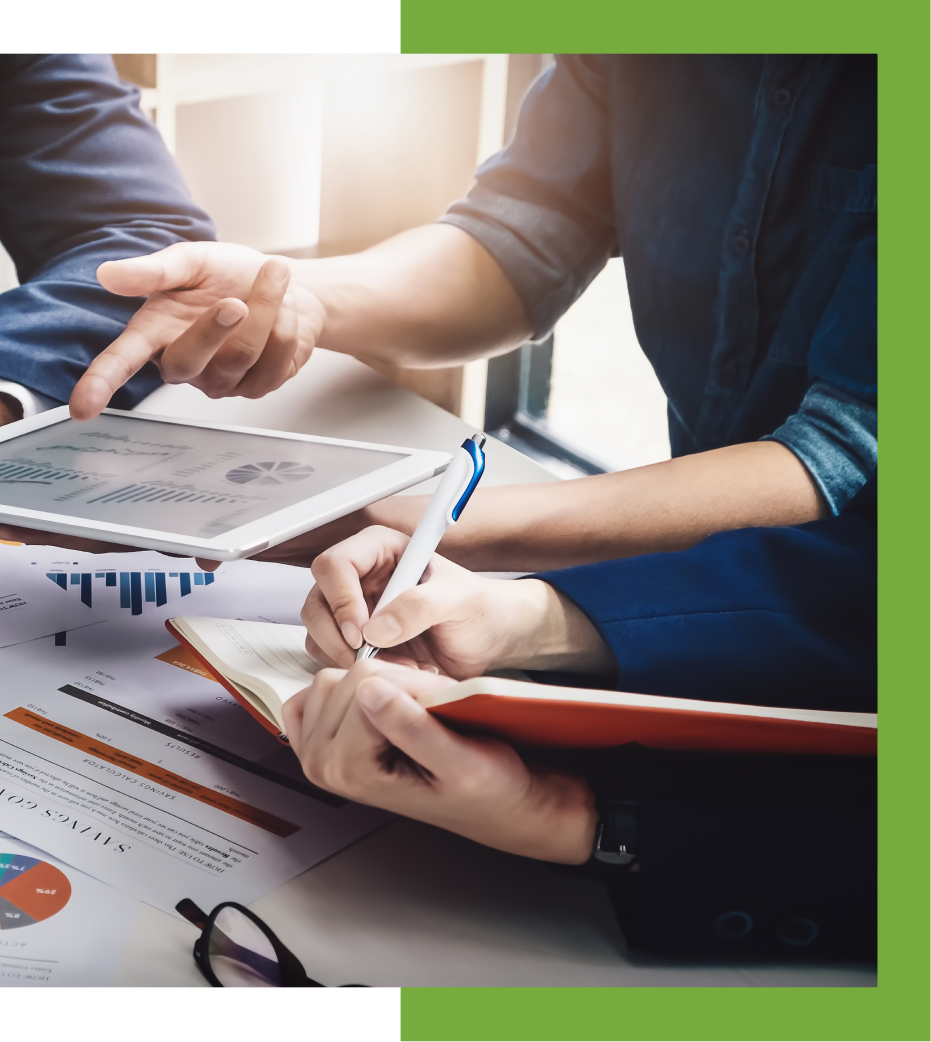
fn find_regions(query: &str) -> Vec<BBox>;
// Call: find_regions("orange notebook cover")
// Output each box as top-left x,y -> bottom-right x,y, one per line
165,619 -> 288,740
166,619 -> 876,756
419,678 -> 877,757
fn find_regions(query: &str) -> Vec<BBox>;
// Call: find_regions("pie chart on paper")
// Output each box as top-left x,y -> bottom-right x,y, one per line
0,854 -> 71,929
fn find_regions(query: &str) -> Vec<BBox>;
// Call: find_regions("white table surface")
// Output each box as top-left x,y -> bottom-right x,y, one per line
109,349 -> 874,987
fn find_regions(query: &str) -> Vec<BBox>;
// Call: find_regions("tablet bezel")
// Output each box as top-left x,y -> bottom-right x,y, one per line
0,407 -> 451,560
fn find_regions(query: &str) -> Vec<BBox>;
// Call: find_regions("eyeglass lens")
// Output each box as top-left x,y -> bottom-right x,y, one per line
208,906 -> 282,987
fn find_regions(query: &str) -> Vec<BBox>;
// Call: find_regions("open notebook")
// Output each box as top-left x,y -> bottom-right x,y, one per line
165,616 -> 877,756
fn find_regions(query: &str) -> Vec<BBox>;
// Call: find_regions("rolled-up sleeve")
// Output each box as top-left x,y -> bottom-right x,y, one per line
0,54 -> 216,408
763,230 -> 877,513
439,56 -> 617,339
766,381 -> 876,514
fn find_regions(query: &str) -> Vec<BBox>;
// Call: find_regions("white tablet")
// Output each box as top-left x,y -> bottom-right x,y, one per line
0,407 -> 451,560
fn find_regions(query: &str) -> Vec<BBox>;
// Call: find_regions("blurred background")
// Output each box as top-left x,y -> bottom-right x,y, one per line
2,54 -> 671,477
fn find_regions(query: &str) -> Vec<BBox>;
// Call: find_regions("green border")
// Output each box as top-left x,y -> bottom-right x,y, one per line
399,1 -> 930,1039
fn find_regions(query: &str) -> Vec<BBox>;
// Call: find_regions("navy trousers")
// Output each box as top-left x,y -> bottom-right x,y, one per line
537,478 -> 876,713
535,478 -> 876,959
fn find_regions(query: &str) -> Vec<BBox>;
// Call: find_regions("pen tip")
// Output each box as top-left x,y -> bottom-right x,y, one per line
472,433 -> 487,449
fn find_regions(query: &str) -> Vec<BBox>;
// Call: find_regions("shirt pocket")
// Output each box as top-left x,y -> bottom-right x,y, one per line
803,163 -> 877,251
767,165 -> 876,366
814,164 -> 877,214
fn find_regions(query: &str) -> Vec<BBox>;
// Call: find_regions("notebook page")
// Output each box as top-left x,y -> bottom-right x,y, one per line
181,617 -> 321,703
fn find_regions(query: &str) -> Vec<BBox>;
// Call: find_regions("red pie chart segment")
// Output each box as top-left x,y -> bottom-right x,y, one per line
0,857 -> 71,927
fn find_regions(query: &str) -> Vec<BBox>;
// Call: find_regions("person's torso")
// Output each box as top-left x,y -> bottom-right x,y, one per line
596,54 -> 876,455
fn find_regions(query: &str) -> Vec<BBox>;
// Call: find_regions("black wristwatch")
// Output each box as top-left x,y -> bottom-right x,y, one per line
593,800 -> 639,865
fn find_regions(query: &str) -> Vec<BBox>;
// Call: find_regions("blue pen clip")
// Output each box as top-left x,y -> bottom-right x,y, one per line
450,434 -> 486,522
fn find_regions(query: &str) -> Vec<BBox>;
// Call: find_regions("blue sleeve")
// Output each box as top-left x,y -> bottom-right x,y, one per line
0,54 -> 216,407
533,478 -> 877,713
439,55 -> 616,339
763,225 -> 877,514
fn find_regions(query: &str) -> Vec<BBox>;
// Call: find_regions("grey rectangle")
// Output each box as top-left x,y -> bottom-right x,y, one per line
0,414 -> 406,536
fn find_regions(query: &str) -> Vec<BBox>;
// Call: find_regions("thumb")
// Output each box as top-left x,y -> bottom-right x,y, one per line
362,572 -> 476,649
355,670 -> 467,777
97,242 -> 206,297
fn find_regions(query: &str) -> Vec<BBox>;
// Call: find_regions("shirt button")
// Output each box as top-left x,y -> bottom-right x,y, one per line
773,87 -> 792,109
732,231 -> 751,256
777,917 -> 819,947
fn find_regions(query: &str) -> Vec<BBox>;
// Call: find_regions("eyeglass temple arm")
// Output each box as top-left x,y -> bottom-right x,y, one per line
176,898 -> 210,930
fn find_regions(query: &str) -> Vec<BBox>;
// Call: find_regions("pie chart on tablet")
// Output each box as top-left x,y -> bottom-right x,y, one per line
225,461 -> 314,486
0,854 -> 71,929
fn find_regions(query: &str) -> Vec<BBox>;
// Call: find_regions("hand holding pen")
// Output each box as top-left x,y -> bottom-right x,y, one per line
355,433 -> 486,662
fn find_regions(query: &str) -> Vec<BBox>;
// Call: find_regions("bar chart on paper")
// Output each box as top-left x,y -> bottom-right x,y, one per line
4,544 -> 312,650
44,567 -> 215,614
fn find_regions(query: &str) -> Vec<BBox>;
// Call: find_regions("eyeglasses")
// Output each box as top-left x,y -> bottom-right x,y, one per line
176,898 -> 366,988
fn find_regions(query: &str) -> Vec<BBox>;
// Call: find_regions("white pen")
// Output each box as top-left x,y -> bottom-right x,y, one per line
355,433 -> 486,662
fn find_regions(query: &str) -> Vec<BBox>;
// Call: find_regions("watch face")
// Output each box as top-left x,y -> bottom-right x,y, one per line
594,806 -> 639,864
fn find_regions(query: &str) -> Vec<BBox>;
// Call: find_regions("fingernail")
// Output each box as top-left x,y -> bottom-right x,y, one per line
265,259 -> 290,284
216,303 -> 244,327
340,620 -> 363,650
357,676 -> 403,714
364,613 -> 402,646
420,663 -> 440,674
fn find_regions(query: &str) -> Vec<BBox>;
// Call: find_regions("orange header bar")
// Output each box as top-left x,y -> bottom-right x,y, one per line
6,707 -> 299,838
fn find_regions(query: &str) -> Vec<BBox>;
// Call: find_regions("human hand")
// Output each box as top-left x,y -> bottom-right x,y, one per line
301,525 -> 615,678
70,242 -> 326,420
283,660 -> 598,863
0,393 -> 23,426
0,523 -> 141,554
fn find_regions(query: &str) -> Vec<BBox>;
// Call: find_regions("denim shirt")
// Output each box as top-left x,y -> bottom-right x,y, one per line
441,55 -> 877,513
0,55 -> 216,408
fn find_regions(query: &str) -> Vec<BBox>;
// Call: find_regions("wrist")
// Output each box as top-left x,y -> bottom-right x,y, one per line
361,494 -> 427,537
494,579 -> 615,677
517,770 -> 598,864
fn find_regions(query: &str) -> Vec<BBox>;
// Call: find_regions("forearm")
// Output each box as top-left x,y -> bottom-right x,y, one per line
294,224 -> 532,367
366,440 -> 829,572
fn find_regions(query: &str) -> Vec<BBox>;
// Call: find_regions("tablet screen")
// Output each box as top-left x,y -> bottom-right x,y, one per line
0,415 -> 406,537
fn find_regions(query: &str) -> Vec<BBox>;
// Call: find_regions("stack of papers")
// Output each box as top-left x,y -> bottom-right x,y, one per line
0,543 -> 389,986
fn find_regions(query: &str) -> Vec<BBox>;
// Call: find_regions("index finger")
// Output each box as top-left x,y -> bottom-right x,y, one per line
309,527 -> 411,653
195,258 -> 291,393
69,297 -> 247,420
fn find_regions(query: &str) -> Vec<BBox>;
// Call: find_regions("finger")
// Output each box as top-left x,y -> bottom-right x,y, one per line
195,258 -> 290,394
308,660 -> 395,747
302,587 -> 356,668
282,667 -> 344,750
362,571 -> 472,649
156,298 -> 249,384
194,558 -> 222,572
234,295 -> 302,399
354,671 -> 469,778
70,297 -> 247,419
96,241 -> 209,297
310,527 -> 411,654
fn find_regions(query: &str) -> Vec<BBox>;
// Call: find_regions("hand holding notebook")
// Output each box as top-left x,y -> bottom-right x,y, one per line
165,615 -> 876,756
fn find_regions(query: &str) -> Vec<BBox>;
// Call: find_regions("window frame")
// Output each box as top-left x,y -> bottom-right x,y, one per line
484,336 -> 610,476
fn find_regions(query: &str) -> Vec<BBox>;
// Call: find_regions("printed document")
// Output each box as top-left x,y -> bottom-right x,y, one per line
0,550 -> 91,648
0,546 -> 388,915
0,830 -> 138,986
